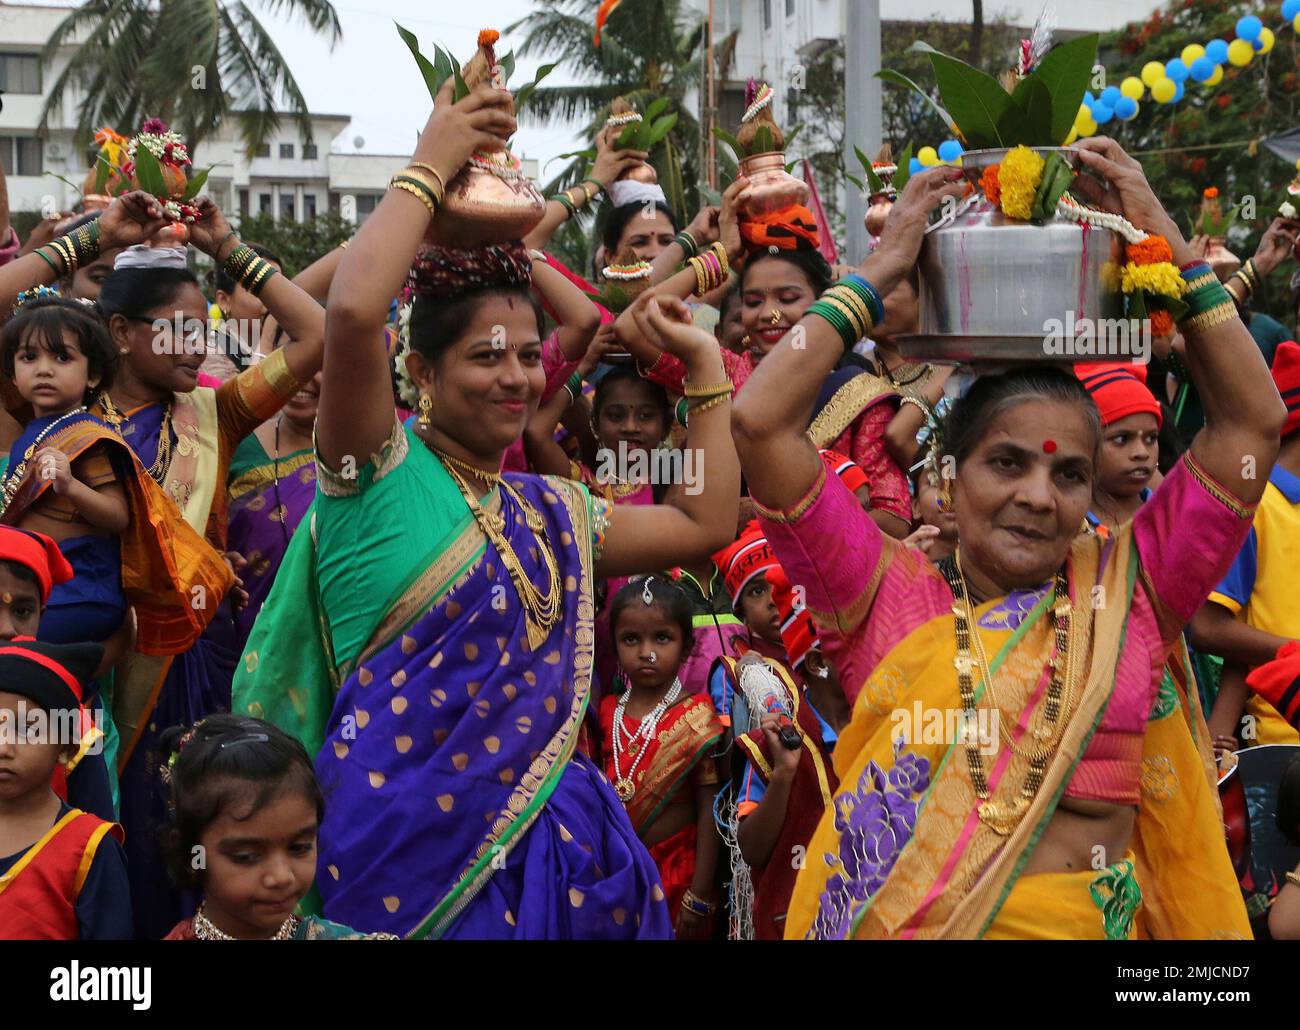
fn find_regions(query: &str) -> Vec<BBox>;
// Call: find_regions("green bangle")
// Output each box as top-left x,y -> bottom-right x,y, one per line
1183,281 -> 1232,319
583,176 -> 606,195
552,193 -> 577,217
807,298 -> 857,350
34,247 -> 61,276
674,231 -> 698,259
565,371 -> 584,395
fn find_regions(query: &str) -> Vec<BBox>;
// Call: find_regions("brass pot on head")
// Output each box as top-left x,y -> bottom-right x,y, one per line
428,150 -> 546,249
736,153 -> 808,218
865,193 -> 894,237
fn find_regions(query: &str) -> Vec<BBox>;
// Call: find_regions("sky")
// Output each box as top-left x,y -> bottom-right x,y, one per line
255,0 -> 586,174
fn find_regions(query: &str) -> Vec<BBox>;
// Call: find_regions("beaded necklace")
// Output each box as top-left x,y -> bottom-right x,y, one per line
0,406 -> 88,515
611,678 -> 683,802
192,905 -> 299,940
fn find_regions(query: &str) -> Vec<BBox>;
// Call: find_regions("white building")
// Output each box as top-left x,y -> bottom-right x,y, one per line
0,2 -> 537,220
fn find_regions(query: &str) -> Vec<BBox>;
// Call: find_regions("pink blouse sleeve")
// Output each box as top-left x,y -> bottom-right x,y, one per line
643,348 -> 745,396
1131,451 -> 1257,647
849,402 -> 910,523
541,330 -> 579,403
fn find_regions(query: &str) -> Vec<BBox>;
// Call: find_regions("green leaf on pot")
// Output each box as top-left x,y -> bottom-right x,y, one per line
925,51 -> 1015,148
876,68 -> 958,136
94,155 -> 113,194
648,113 -> 677,147
699,184 -> 722,206
1031,150 -> 1072,222
646,97 -> 670,121
1012,76 -> 1054,148
46,170 -> 84,194
396,23 -> 441,102
712,127 -> 743,164
432,45 -> 455,98
515,62 -> 557,113
451,55 -> 470,103
784,124 -> 802,150
498,50 -> 515,85
181,164 -> 216,201
845,173 -> 865,191
753,124 -> 774,155
853,145 -> 871,174
1127,287 -> 1147,322
616,122 -> 640,149
893,142 -> 914,193
132,145 -> 168,198
1025,33 -> 1098,145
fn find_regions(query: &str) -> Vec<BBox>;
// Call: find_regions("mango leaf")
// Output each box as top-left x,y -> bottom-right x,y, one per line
712,127 -> 743,164
46,170 -> 84,194
181,164 -> 216,201
647,113 -> 677,147
396,23 -> 441,103
845,172 -> 865,191
615,122 -> 640,149
1147,291 -> 1188,325
699,183 -> 722,206
876,67 -> 959,136
784,123 -> 802,150
514,62 -> 556,113
132,145 -> 168,198
925,51 -> 1016,148
1011,76 -> 1054,147
893,142 -> 915,193
432,45 -> 455,98
853,145 -> 872,174
646,97 -> 670,121
753,123 -> 774,155
786,160 -> 797,173
599,284 -> 630,311
1030,150 -> 1072,221
497,50 -> 515,85
94,155 -> 113,194
451,55 -> 470,103
1023,33 -> 1099,145
865,163 -> 884,195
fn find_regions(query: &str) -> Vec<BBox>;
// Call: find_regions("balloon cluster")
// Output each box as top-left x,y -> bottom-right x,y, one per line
908,138 -> 964,175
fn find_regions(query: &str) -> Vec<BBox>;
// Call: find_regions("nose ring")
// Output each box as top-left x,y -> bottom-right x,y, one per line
769,310 -> 781,325
648,651 -> 658,664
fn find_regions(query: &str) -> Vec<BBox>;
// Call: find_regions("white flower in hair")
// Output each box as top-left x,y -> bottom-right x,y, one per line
393,302 -> 420,408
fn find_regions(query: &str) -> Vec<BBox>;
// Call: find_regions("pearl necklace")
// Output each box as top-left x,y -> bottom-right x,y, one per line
0,406 -> 88,515
192,905 -> 299,940
611,678 -> 682,802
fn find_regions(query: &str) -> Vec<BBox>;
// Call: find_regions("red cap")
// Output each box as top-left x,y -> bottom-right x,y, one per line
819,448 -> 868,495
1271,341 -> 1300,439
0,526 -> 74,604
765,565 -> 818,669
713,521 -> 779,608
1076,363 -> 1162,428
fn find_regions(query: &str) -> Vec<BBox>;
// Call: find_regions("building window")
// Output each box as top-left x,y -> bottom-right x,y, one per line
0,53 -> 41,94
254,143 -> 270,159
239,189 -> 249,217
259,193 -> 272,214
761,0 -> 771,31
303,143 -> 318,160
303,193 -> 317,219
280,143 -> 294,159
785,0 -> 795,17
0,135 -> 42,176
356,194 -> 378,222
280,194 -> 296,221
329,192 -> 340,213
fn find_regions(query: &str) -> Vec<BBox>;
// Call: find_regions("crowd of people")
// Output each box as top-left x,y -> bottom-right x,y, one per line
1,63 -> 1299,942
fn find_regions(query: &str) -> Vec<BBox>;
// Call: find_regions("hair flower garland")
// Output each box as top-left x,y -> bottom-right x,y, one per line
393,301 -> 419,408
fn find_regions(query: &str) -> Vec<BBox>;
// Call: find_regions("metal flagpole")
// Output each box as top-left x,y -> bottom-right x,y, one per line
844,0 -> 882,264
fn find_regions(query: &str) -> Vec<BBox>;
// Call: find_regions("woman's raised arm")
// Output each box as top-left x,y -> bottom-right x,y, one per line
317,81 -> 516,469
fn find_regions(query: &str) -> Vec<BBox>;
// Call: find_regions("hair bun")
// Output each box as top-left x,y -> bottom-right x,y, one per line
407,241 -> 533,299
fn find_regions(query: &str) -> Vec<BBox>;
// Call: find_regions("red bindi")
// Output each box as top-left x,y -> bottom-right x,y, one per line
1042,440 -> 1057,454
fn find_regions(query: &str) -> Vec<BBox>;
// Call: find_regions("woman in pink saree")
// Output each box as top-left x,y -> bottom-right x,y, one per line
731,139 -> 1286,939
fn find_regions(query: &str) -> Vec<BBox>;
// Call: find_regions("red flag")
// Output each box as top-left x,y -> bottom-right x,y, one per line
594,0 -> 624,46
802,158 -> 839,266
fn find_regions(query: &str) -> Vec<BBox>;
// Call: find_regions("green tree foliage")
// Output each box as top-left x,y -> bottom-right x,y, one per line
233,211 -> 352,279
40,0 -> 342,155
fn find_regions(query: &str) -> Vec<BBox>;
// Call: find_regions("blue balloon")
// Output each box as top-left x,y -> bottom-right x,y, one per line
1165,58 -> 1189,83
1114,96 -> 1138,120
1099,86 -> 1122,106
1206,39 -> 1229,64
1286,0 -> 1300,20
1092,103 -> 1115,125
1084,90 -> 1097,106
1172,81 -> 1185,103
1190,56 -> 1216,82
1253,37 -> 1265,52
1236,15 -> 1262,42
937,139 -> 963,162
909,157 -> 923,174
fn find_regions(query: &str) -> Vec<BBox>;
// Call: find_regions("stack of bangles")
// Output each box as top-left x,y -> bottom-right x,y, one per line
550,177 -> 605,218
562,370 -> 584,404
674,230 -> 700,259
388,162 -> 446,219
688,242 -> 730,297
1222,257 -> 1260,308
806,274 -> 885,350
683,376 -> 734,418
222,242 -> 279,297
1178,261 -> 1237,333
680,888 -> 717,917
33,220 -> 101,279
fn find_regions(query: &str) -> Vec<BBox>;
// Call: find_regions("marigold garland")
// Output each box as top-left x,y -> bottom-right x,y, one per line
1149,308 -> 1174,338
979,164 -> 1001,207
997,145 -> 1045,221
1125,235 -> 1173,266
1120,261 -> 1185,298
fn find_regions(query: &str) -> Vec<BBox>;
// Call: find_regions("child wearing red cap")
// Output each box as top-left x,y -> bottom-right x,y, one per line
0,639 -> 130,938
1193,341 -> 1300,750
1077,363 -> 1163,537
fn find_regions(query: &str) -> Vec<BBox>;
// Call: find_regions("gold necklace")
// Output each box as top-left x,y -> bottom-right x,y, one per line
884,360 -> 932,388
192,905 -> 299,940
99,392 -> 173,484
431,446 -> 562,650
0,406 -> 88,515
942,549 -> 1079,835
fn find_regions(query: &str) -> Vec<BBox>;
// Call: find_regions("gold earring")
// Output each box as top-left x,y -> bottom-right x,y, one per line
418,393 -> 432,429
938,476 -> 953,511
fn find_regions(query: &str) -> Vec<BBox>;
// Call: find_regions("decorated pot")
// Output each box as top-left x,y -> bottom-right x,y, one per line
865,193 -> 894,237
737,152 -> 809,218
898,147 -> 1126,364
619,161 -> 658,185
81,165 -> 125,211
428,150 -> 546,249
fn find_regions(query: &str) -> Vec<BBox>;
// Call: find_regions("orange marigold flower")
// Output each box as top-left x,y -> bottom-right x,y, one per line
1149,308 -> 1174,338
478,28 -> 500,46
1203,186 -> 1219,199
979,164 -> 1001,206
1126,234 -> 1174,266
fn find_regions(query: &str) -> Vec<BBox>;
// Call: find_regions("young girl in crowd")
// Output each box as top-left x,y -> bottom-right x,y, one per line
0,639 -> 130,939
1078,363 -> 1163,537
159,714 -> 394,940
600,577 -> 723,938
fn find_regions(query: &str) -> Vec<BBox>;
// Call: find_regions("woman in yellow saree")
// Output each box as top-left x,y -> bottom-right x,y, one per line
731,138 -> 1286,939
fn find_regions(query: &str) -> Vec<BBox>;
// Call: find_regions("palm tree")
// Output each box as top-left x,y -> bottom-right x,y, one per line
506,0 -> 706,223
39,0 -> 342,154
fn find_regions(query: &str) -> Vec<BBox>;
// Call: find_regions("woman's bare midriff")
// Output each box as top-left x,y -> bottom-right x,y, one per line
1019,796 -> 1136,876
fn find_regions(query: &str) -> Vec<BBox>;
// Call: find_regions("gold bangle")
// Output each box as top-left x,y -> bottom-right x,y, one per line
50,238 -> 74,274
1223,278 -> 1246,307
708,241 -> 731,280
688,255 -> 708,296
687,393 -> 731,418
1181,300 -> 1238,333
390,179 -> 437,219
827,283 -> 874,333
392,172 -> 442,209
395,168 -> 441,197
1184,271 -> 1218,294
406,162 -> 446,195
683,378 -> 734,397
821,294 -> 867,340
1286,870 -> 1300,889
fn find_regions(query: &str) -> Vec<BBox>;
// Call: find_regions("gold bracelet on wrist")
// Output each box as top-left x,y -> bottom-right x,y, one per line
1286,870 -> 1300,889
406,162 -> 447,195
390,179 -> 438,219
1181,299 -> 1239,333
687,393 -> 731,418
683,378 -> 734,398
1223,278 -> 1246,307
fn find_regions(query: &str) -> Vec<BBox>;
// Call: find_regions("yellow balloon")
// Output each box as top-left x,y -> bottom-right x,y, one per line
1228,39 -> 1254,67
1151,77 -> 1177,103
1075,115 -> 1098,138
1204,65 -> 1224,86
1294,158 -> 1300,171
1077,103 -> 1092,120
1141,61 -> 1166,87
1063,127 -> 1080,146
918,146 -> 939,167
1259,28 -> 1275,54
1120,76 -> 1145,101
1295,12 -> 1300,34
1181,43 -> 1206,65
